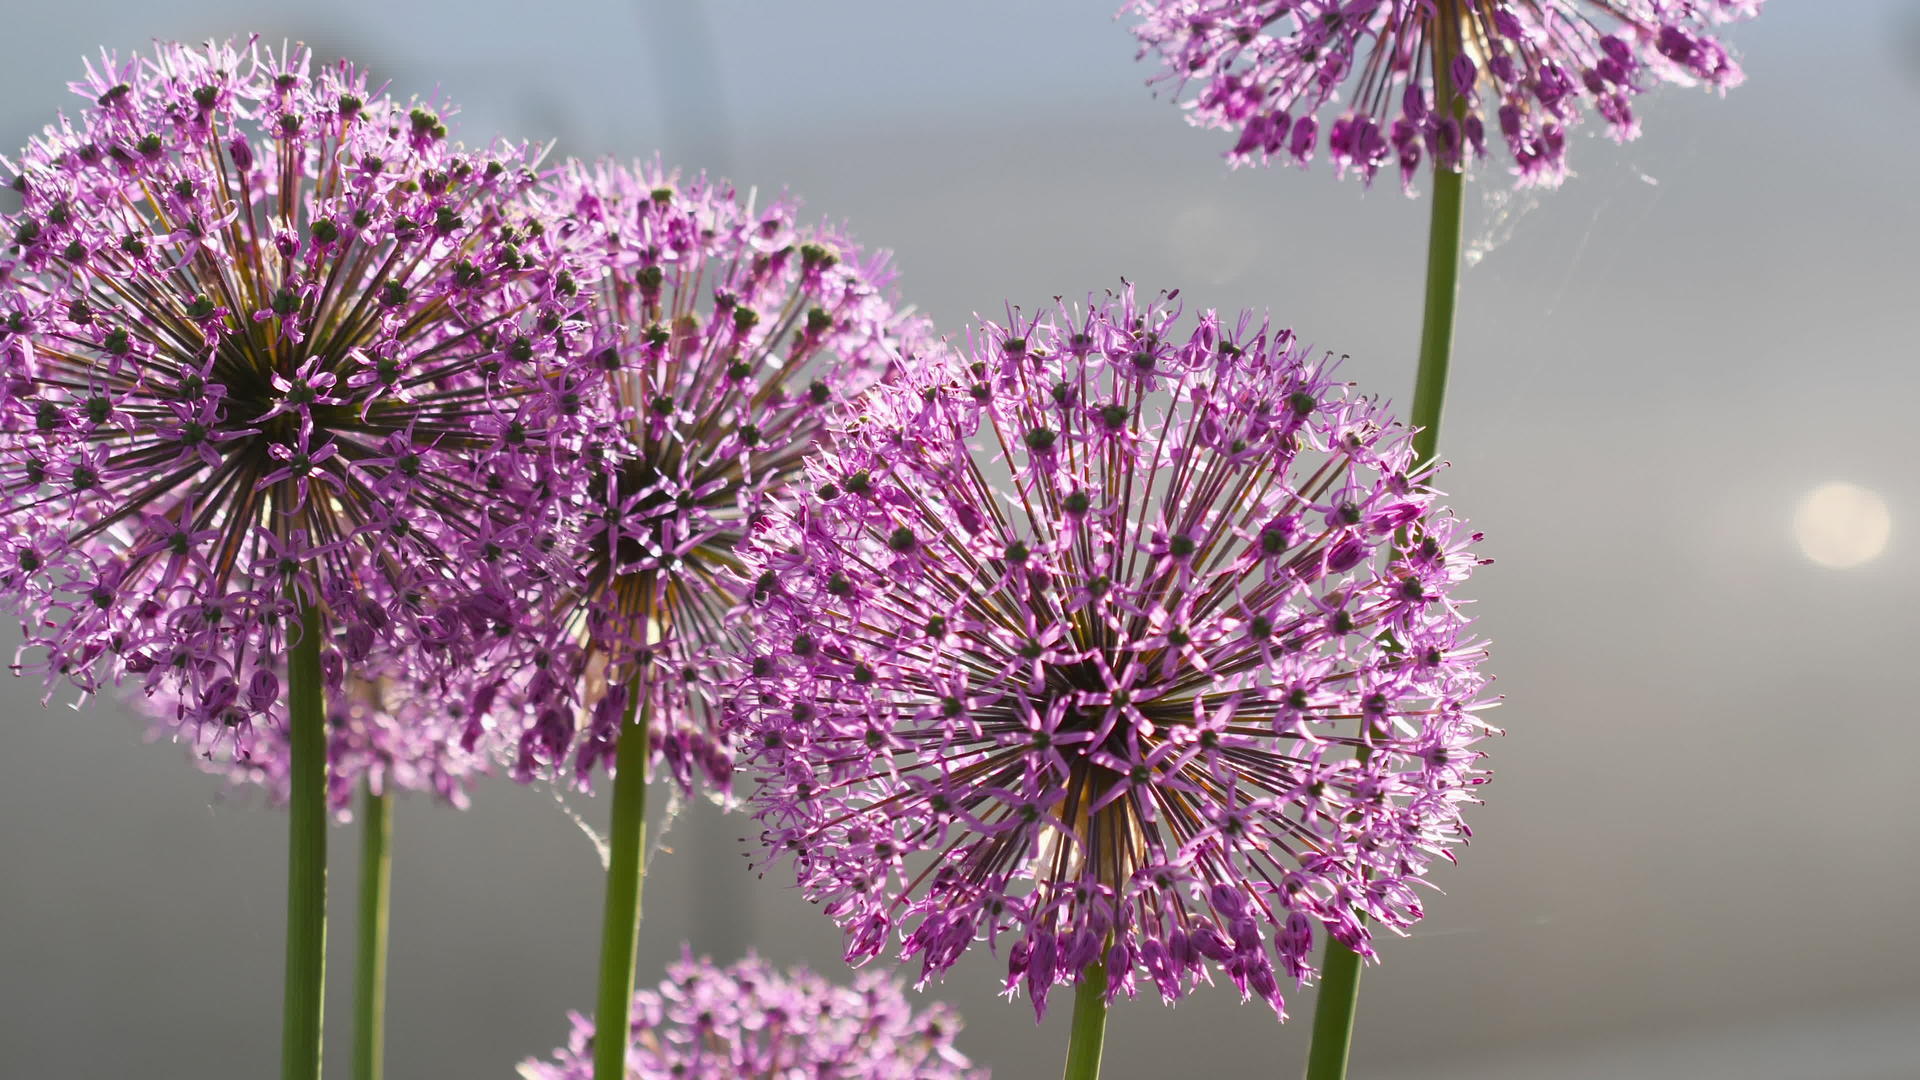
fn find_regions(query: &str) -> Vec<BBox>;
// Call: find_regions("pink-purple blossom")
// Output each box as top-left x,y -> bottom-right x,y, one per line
144,656 -> 495,811
1126,0 -> 1760,189
485,160 -> 925,793
0,39 -> 588,755
732,287 -> 1494,1020
519,950 -> 985,1079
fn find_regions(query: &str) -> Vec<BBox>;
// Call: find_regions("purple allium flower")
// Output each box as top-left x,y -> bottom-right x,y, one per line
518,950 -> 985,1080
732,287 -> 1494,1020
0,39 -> 586,753
487,160 -> 923,792
1126,0 -> 1760,189
143,655 -> 495,811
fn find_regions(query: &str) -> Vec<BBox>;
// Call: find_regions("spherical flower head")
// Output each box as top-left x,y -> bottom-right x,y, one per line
0,38 -> 590,754
489,159 -> 927,794
1126,0 -> 1761,190
518,950 -> 985,1080
733,286 -> 1495,1020
143,651 -> 496,811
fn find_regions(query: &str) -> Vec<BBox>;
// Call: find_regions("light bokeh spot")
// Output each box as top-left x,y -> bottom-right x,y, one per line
1794,482 -> 1892,569
1166,203 -> 1258,285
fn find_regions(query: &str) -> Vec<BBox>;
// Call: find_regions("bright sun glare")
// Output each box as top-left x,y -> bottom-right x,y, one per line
1793,482 -> 1892,569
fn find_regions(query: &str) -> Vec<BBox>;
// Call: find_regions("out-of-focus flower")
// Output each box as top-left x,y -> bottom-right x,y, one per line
1126,0 -> 1760,188
733,287 -> 1494,1020
144,656 -> 495,811
0,38 -> 587,753
486,160 -> 925,794
518,950 -> 985,1080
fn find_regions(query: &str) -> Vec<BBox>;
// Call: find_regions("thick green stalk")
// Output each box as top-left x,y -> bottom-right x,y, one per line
1409,0 -> 1468,469
1410,160 -> 1466,467
354,783 -> 393,1080
282,604 -> 328,1080
1303,940 -> 1364,1080
592,686 -> 650,1080
1060,960 -> 1110,1080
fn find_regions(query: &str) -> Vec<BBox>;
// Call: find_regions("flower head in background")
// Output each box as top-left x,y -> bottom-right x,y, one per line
489,160 -> 923,793
1126,0 -> 1760,189
519,950 -> 985,1080
144,653 -> 496,811
734,287 -> 1493,1019
0,39 -> 586,753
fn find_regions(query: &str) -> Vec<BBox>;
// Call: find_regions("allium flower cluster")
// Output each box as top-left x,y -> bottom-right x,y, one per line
1127,0 -> 1760,188
145,655 -> 495,811
734,288 -> 1493,1019
519,951 -> 984,1080
493,160 -> 921,791
0,40 -> 587,754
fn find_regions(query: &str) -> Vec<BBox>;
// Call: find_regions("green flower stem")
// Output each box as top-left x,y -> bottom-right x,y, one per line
1303,939 -> 1364,1080
1060,959 -> 1111,1080
592,684 -> 651,1080
1409,0 -> 1469,469
282,603 -> 328,1080
1410,158 -> 1466,468
353,782 -> 393,1080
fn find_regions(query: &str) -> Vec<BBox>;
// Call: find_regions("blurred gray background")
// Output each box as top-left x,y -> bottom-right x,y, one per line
3,2 -> 1916,1077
